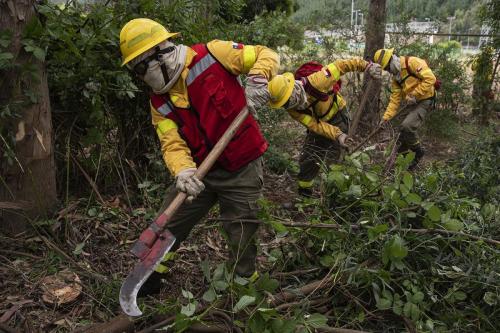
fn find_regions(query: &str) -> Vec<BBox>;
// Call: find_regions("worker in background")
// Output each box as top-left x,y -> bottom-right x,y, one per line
119,18 -> 279,295
374,48 -> 437,169
268,60 -> 382,197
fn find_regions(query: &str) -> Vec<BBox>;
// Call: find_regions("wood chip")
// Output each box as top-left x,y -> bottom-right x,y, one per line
40,270 -> 82,305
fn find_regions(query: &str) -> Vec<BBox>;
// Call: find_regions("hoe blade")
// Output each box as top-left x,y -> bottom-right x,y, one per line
119,230 -> 176,316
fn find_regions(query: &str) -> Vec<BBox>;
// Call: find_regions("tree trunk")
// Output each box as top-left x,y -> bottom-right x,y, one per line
0,0 -> 57,234
359,0 -> 387,127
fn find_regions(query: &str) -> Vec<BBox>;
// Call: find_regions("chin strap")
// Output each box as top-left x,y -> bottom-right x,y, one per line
155,45 -> 172,86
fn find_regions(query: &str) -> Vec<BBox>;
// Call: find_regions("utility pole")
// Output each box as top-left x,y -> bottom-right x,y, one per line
351,0 -> 355,28
447,16 -> 455,41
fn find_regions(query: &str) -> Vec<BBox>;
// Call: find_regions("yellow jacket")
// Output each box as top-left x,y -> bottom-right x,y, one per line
383,56 -> 436,121
150,40 -> 279,176
290,58 -> 369,140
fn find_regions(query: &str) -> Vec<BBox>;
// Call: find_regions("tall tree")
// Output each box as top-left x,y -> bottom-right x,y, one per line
0,0 -> 57,234
357,0 -> 387,132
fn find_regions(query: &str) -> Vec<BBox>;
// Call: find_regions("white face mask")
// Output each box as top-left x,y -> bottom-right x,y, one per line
139,41 -> 187,94
287,81 -> 309,110
389,54 -> 401,76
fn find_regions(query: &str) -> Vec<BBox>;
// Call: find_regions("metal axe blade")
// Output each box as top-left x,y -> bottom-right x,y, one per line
119,230 -> 176,316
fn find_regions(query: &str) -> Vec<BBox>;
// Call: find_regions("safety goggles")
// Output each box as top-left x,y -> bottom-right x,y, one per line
127,45 -> 175,76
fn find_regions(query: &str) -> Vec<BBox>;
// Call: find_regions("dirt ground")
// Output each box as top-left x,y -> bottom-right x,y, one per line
0,120 -> 463,332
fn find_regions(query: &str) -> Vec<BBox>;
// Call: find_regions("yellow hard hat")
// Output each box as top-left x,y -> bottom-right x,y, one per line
120,18 -> 179,66
268,72 -> 295,108
374,48 -> 394,69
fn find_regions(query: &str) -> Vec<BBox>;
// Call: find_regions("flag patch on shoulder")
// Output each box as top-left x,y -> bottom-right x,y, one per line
232,42 -> 244,49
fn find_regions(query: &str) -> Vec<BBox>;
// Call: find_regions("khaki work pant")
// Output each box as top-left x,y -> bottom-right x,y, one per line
297,109 -> 349,189
398,99 -> 433,151
155,157 -> 264,277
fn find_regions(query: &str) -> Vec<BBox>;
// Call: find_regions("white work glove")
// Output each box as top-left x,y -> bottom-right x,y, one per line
175,168 -> 205,203
405,95 -> 417,105
338,133 -> 354,148
245,75 -> 270,117
366,62 -> 382,80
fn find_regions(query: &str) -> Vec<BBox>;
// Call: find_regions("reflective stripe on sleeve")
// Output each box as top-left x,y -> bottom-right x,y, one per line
243,45 -> 256,73
300,115 -> 313,126
320,102 -> 339,122
157,102 -> 174,116
298,179 -> 314,188
418,69 -> 433,76
327,63 -> 341,81
156,119 -> 178,136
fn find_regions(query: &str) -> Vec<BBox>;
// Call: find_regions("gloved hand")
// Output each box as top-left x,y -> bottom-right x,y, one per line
175,168 -> 205,203
379,119 -> 387,127
245,75 -> 270,117
338,133 -> 354,148
405,95 -> 417,105
366,62 -> 382,80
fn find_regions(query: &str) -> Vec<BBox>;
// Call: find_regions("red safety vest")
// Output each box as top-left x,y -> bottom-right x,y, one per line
150,44 -> 268,172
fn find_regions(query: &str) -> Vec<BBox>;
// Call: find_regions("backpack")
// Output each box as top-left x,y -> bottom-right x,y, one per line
294,61 -> 342,101
403,56 -> 441,90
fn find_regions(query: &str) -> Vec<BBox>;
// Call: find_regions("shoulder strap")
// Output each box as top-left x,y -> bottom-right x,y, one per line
405,56 -> 415,77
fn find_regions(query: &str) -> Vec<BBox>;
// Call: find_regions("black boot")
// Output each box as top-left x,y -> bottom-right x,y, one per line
409,145 -> 424,170
298,187 -> 313,198
137,271 -> 165,297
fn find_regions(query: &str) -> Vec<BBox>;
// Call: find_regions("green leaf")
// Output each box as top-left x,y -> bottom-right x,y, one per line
402,172 -> 414,190
305,313 -> 328,328
368,224 -> 388,240
249,313 -> 266,333
412,291 -> 425,303
453,291 -> 467,301
73,242 -> 85,255
256,274 -> 279,292
213,280 -> 229,291
483,292 -> 498,306
202,288 -> 216,302
376,297 -> 392,310
181,289 -> 193,299
180,301 -> 197,317
328,171 -> 345,189
233,295 -> 256,312
388,235 -> 408,259
442,218 -> 464,231
87,208 -> 97,217
345,184 -> 362,197
0,52 -> 13,60
234,275 -> 249,285
320,255 -> 335,267
201,260 -> 211,282
33,47 -> 46,61
406,193 -> 422,204
365,172 -> 379,183
427,205 -> 441,222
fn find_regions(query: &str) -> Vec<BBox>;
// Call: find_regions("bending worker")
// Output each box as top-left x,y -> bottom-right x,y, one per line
374,48 -> 437,169
268,60 -> 381,197
119,18 -> 279,294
